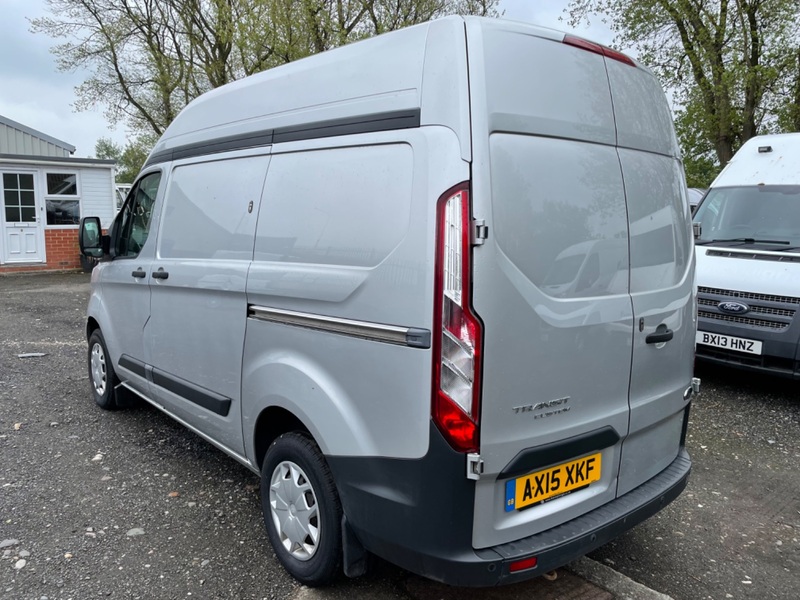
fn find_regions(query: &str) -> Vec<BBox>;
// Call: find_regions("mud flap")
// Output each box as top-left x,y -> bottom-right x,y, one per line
342,515 -> 368,578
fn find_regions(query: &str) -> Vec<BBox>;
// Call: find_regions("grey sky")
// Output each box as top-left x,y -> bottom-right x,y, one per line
0,0 -> 614,158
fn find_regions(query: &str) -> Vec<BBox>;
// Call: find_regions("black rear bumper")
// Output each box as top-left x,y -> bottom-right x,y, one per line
328,424 -> 691,586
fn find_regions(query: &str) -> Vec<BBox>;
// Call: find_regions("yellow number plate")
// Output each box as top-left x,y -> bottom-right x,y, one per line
505,453 -> 602,512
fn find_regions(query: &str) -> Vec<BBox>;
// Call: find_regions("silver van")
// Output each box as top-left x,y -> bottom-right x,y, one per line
79,16 -> 697,587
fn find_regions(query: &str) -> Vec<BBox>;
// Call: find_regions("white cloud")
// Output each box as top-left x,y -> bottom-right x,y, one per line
0,0 -> 128,157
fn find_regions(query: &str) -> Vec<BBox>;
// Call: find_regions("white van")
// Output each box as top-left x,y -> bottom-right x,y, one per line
79,16 -> 696,587
693,133 -> 800,376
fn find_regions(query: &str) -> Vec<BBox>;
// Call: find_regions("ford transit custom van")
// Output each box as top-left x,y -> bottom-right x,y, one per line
79,16 -> 697,587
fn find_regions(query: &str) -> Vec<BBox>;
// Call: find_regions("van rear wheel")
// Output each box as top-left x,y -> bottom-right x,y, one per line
261,432 -> 342,586
88,329 -> 118,410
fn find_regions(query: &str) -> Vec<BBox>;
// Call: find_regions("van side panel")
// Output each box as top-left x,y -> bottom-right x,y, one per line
242,128 -> 469,460
420,18 -> 471,161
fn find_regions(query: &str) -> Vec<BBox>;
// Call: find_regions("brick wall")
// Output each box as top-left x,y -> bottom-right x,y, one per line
0,228 -> 81,274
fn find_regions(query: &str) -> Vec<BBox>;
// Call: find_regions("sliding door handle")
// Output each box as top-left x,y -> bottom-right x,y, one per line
152,268 -> 169,280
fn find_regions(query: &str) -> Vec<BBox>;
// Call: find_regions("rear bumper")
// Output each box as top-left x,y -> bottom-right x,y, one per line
328,424 -> 691,587
488,448 -> 690,584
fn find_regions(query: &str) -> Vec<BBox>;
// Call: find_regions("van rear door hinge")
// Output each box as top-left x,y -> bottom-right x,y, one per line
467,453 -> 484,480
472,219 -> 488,245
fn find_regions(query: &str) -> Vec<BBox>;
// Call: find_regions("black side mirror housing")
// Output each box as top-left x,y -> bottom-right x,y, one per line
79,217 -> 108,258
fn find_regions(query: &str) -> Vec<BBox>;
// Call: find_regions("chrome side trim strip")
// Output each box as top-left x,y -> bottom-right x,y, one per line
247,305 -> 431,349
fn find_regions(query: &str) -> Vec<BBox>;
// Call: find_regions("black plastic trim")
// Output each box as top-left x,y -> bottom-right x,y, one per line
328,423 -> 480,585
143,109 -> 421,168
680,402 -> 691,446
646,328 -> 674,344
328,422 -> 691,587
150,367 -> 232,417
273,109 -> 420,143
498,426 -> 621,479
405,327 -> 432,349
118,354 -> 147,378
489,449 -> 691,584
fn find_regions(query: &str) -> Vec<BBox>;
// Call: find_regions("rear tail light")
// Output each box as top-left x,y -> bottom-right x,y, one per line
432,182 -> 482,453
563,34 -> 636,67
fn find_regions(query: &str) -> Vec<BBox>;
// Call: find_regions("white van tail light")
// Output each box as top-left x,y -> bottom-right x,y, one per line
433,183 -> 483,453
563,35 -> 636,67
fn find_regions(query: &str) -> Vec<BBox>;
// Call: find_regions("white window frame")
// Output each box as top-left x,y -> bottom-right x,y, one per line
43,170 -> 81,229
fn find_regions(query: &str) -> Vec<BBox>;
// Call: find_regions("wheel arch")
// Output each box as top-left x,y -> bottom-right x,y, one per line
242,356 -> 379,470
252,406 -> 312,472
86,316 -> 101,340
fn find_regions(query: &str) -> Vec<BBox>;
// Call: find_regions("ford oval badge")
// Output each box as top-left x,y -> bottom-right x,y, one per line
718,301 -> 749,314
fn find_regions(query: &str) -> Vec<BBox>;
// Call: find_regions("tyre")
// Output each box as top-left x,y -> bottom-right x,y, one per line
261,432 -> 342,586
87,329 -> 119,410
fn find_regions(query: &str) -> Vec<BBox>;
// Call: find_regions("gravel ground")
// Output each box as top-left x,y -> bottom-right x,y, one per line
1,272 -> 798,600
0,272 -> 296,600
589,362 -> 800,600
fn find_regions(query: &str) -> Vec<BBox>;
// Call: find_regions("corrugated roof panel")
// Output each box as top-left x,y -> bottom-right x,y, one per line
0,115 -> 75,156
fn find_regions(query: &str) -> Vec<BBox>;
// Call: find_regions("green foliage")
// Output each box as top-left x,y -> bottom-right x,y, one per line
33,0 -> 499,139
683,156 -> 719,189
568,0 -> 800,169
94,135 -> 155,183
94,137 -> 121,161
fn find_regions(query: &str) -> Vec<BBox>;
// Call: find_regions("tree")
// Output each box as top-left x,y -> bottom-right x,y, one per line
33,0 -> 498,140
94,135 -> 154,182
567,0 -> 800,182
94,137 -> 121,162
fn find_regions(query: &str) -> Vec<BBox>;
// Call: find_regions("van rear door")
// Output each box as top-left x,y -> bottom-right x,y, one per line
606,60 -> 695,495
465,20 -> 634,549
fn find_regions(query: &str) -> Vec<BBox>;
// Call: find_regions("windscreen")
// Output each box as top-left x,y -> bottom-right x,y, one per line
693,185 -> 800,247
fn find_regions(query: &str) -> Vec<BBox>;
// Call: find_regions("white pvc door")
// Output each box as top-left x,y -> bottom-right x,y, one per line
2,172 -> 45,264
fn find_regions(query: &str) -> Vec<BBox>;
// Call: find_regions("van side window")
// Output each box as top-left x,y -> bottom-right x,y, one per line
115,172 -> 162,257
158,156 -> 269,260
254,145 -> 412,267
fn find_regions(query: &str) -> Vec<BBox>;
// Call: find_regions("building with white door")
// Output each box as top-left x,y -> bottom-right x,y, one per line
0,115 -> 116,273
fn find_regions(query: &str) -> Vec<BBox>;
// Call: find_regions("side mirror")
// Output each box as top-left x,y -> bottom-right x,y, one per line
79,217 -> 106,258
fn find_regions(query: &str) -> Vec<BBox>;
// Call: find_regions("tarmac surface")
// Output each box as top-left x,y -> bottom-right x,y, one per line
1,271 -> 798,600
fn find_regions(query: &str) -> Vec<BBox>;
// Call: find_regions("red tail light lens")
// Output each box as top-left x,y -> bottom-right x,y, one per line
432,182 -> 482,453
563,34 -> 636,67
